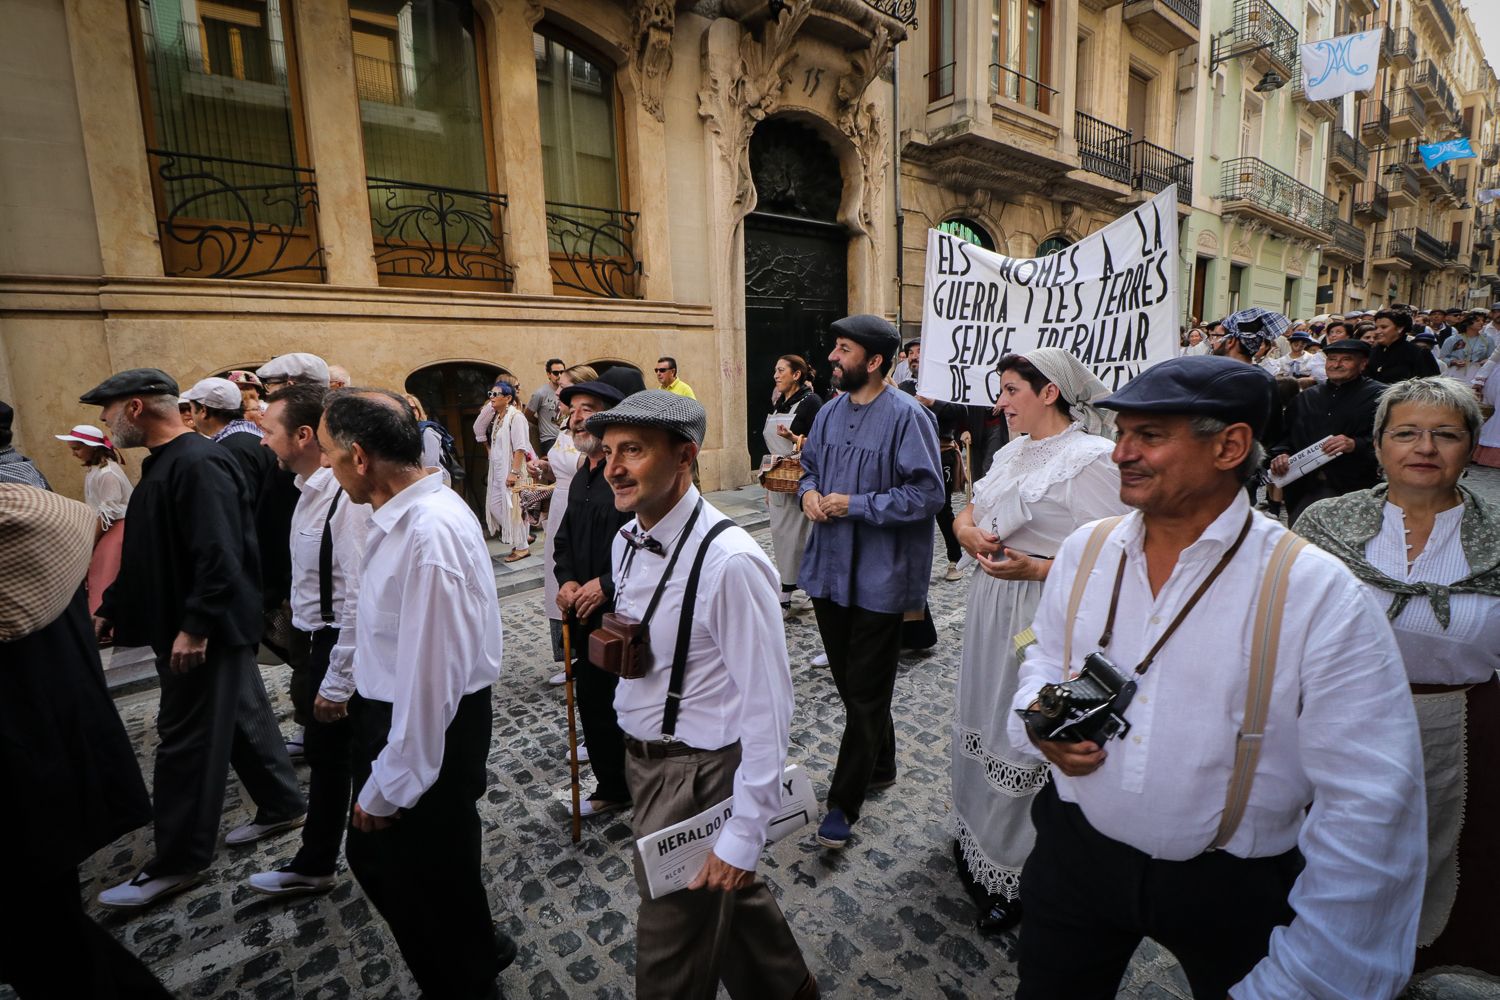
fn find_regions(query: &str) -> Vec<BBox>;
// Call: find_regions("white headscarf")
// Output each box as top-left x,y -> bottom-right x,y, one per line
1022,347 -> 1116,438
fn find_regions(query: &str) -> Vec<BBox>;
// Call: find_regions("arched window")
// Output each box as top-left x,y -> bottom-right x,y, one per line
535,28 -> 639,298
1037,234 -> 1073,256
406,361 -> 505,514
938,217 -> 995,249
130,0 -> 323,281
354,0 -> 510,291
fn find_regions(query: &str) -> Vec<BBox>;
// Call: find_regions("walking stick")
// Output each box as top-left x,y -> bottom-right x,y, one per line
561,617 -> 582,845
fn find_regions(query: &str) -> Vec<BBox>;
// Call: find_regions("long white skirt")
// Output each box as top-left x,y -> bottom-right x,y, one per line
766,488 -> 811,588
951,569 -> 1050,902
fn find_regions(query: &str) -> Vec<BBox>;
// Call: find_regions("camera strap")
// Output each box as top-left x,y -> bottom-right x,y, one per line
1097,510 -> 1254,677
628,500 -> 705,650
660,518 -> 738,740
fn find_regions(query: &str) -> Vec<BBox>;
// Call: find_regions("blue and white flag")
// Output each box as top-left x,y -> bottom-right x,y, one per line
1419,138 -> 1477,170
1300,29 -> 1381,101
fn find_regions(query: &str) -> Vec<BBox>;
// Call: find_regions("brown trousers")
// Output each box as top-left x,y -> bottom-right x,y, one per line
627,742 -> 811,1000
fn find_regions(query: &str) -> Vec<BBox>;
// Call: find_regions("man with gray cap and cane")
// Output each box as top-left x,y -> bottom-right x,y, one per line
82,369 -> 305,911
589,389 -> 817,1000
1007,355 -> 1425,999
798,314 -> 945,850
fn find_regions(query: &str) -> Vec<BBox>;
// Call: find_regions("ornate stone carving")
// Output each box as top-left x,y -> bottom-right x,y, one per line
524,0 -> 544,27
836,25 -> 893,236
1196,229 -> 1220,254
630,0 -> 675,123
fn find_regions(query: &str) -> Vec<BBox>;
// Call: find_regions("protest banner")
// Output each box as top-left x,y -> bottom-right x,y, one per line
915,185 -> 1180,405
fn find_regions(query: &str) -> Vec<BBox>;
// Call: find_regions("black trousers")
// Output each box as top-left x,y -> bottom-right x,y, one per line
812,599 -> 903,822
574,653 -> 630,803
1018,784 -> 1301,1000
0,864 -> 173,999
288,628 -> 353,875
346,690 -> 504,1000
150,643 -> 305,875
936,453 -> 961,564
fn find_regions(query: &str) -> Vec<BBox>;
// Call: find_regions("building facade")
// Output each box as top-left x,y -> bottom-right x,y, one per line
897,0 -> 1198,337
0,0 -> 906,498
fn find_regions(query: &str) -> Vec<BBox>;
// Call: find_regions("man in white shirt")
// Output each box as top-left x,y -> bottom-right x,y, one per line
249,383 -> 371,897
587,390 -> 817,1000
319,389 -> 513,999
1008,356 -> 1425,1000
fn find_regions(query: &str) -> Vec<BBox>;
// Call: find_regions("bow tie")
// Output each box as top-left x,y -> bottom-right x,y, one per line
620,528 -> 665,555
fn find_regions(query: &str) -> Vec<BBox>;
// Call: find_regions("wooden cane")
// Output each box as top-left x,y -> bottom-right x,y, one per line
561,618 -> 582,845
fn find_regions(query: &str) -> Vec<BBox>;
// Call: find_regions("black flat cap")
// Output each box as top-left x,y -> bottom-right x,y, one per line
830,314 -> 900,365
559,365 -> 648,408
586,389 -> 706,446
1097,356 -> 1274,436
1323,338 -> 1372,355
79,368 -> 179,405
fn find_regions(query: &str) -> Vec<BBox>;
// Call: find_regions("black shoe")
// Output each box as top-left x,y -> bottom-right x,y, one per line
976,895 -> 1022,935
868,772 -> 897,791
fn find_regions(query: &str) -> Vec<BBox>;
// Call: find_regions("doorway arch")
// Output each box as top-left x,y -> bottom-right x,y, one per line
743,116 -> 848,468
405,360 -> 508,515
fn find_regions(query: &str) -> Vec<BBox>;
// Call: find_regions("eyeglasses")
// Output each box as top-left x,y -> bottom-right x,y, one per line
487,390 -> 505,399
1382,428 -> 1470,446
654,367 -> 672,374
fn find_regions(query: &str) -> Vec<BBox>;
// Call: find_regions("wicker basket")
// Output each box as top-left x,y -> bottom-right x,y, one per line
760,456 -> 802,494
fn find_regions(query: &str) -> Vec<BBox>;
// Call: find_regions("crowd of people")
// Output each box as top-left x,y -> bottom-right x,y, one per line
0,301 -> 1496,1000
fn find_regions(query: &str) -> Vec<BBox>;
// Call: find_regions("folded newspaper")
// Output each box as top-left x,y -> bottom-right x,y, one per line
1269,435 -> 1337,488
635,764 -> 816,899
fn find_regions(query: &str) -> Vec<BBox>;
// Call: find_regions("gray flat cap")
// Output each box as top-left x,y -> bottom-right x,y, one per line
80,368 -> 180,404
257,352 -> 329,385
586,389 -> 706,446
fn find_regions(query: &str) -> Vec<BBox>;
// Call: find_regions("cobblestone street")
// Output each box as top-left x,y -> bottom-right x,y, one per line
12,471 -> 1500,1000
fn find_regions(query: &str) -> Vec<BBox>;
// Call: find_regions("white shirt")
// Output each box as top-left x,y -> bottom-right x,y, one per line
353,471 -> 503,816
83,461 -> 132,528
288,467 -> 372,702
1365,502 -> 1500,686
1009,491 -> 1425,999
1262,350 -> 1326,382
419,425 -> 451,487
611,487 -> 794,873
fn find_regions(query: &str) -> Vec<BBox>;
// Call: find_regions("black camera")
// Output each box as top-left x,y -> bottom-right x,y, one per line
1018,652 -> 1137,745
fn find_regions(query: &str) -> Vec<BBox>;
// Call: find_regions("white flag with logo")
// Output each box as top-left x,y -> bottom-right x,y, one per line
1300,29 -> 1382,101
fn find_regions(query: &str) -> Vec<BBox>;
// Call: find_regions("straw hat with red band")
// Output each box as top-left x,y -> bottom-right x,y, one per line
54,425 -> 113,449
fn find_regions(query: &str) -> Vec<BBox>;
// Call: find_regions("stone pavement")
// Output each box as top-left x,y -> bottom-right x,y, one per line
20,470 -> 1500,1000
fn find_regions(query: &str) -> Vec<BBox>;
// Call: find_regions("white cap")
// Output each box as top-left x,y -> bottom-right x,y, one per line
257,352 -> 329,386
181,377 -> 244,410
54,424 -> 111,447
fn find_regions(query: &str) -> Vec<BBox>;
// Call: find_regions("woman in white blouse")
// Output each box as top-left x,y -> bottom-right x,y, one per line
475,379 -> 533,561
54,424 -> 132,617
949,349 -> 1128,933
1298,376 -> 1500,979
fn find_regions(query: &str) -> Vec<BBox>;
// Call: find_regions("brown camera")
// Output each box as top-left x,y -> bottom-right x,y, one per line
588,612 -> 650,678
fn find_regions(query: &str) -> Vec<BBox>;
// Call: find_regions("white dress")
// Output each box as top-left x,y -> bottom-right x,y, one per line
952,424 -> 1127,901
83,461 -> 132,529
542,431 -> 582,624
483,406 -> 532,543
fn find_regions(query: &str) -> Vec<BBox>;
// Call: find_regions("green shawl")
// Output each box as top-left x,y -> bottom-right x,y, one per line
1297,483 -> 1500,627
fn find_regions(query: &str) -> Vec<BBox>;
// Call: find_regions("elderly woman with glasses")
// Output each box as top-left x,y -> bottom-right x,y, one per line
1298,377 -> 1500,979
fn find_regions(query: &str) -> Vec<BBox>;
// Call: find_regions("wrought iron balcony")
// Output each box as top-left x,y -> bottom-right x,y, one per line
1411,60 -> 1445,107
147,148 -> 324,282
1225,0 -> 1298,74
1221,157 -> 1336,236
1475,231 -> 1495,252
1382,159 -> 1422,205
1122,0 -> 1200,50
1414,226 -> 1450,263
1373,228 -> 1418,265
1360,98 -> 1391,140
366,178 -> 514,290
545,202 -> 643,299
1354,180 -> 1390,221
1075,111 -> 1132,185
1484,143 -> 1499,166
1389,87 -> 1428,138
1385,26 -> 1417,69
1418,0 -> 1456,47
1323,218 -> 1367,261
1131,139 -> 1192,195
1329,129 -> 1370,180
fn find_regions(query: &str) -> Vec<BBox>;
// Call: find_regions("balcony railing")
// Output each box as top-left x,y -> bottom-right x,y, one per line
1414,226 -> 1450,262
925,60 -> 955,102
1131,139 -> 1192,194
1426,0 -> 1456,44
1075,111 -> 1132,184
1354,180 -> 1390,220
1391,87 -> 1429,130
1374,228 -> 1417,263
1360,98 -> 1391,138
1331,128 -> 1370,175
1229,0 -> 1299,72
545,201 -> 642,298
1325,218 -> 1366,259
1155,0 -> 1201,24
147,148 -> 324,281
1221,156 -> 1336,233
1484,143 -> 1499,166
366,177 -> 514,289
1385,25 -> 1417,65
990,62 -> 1058,114
1382,159 -> 1423,201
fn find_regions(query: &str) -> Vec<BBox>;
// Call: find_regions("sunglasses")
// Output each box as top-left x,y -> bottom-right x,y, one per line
654,367 -> 672,373
548,369 -> 564,376
487,389 -> 507,399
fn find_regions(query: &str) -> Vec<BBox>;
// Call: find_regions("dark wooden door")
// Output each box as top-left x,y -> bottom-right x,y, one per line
405,362 -> 503,516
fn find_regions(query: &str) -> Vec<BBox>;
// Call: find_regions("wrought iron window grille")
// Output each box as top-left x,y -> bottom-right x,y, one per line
366,177 -> 516,288
545,202 -> 643,299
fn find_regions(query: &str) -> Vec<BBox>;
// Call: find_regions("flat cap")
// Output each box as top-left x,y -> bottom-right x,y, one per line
1097,356 -> 1274,436
586,389 -> 706,446
257,352 -> 329,385
830,314 -> 900,364
1413,331 -> 1438,344
181,377 -> 243,410
80,368 -> 179,405
1323,338 -> 1372,355
559,365 -> 647,408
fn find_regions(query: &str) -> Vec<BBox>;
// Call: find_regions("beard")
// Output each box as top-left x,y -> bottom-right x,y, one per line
572,427 -> 601,456
106,412 -> 145,449
832,363 -> 870,393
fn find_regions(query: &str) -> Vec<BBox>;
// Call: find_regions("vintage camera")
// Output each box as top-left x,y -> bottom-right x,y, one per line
1017,652 -> 1137,745
588,612 -> 650,679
